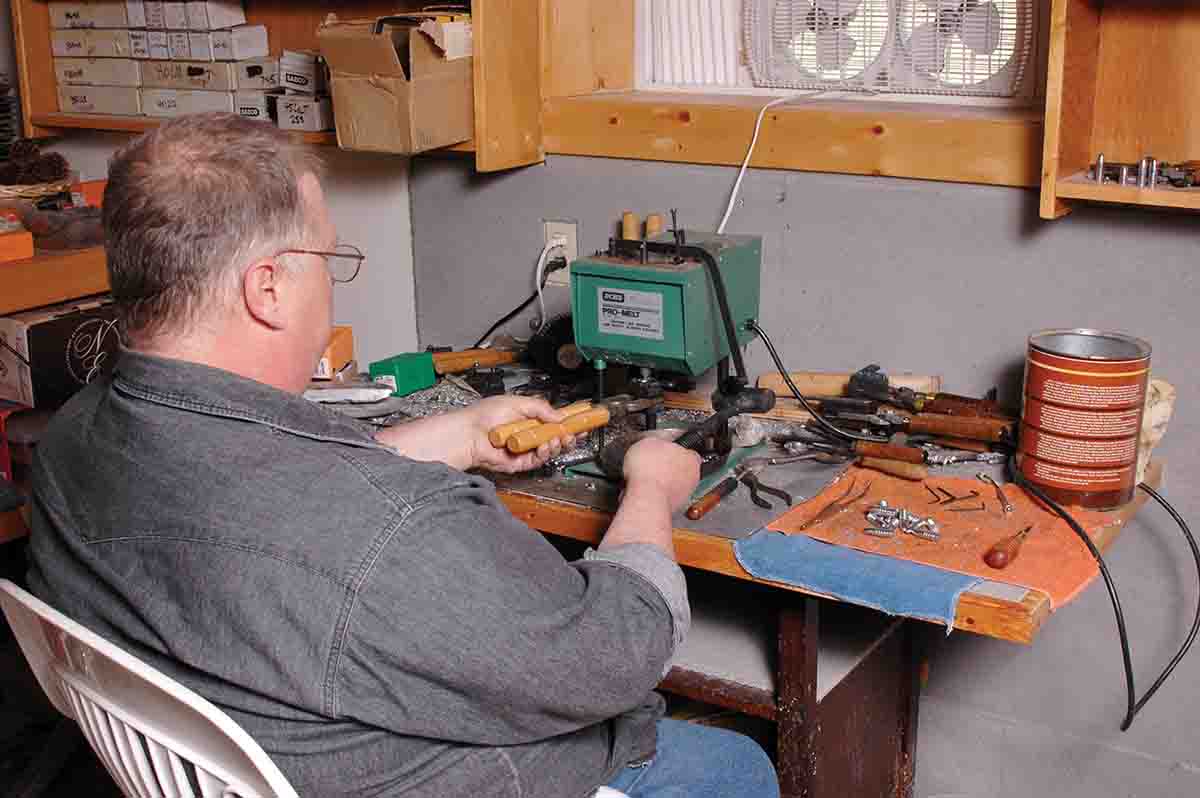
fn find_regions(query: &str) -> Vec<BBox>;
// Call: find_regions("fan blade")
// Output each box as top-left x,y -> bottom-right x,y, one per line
813,0 -> 865,17
909,20 -> 947,74
958,2 -> 1003,54
815,28 -> 858,71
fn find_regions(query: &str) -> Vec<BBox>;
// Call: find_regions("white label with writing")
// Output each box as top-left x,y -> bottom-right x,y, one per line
596,286 -> 664,340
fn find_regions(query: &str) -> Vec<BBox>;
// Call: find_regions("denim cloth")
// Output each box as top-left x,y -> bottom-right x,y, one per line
28,350 -> 686,798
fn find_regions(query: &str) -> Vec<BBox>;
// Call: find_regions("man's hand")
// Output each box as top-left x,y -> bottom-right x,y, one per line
463,395 -> 576,474
621,436 -> 702,511
374,395 -> 575,473
599,436 -> 701,556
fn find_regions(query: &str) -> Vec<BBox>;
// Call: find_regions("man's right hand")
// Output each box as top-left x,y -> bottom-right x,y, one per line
621,437 -> 702,512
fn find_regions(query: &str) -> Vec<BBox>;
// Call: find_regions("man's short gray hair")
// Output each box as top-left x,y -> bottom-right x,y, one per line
103,113 -> 324,343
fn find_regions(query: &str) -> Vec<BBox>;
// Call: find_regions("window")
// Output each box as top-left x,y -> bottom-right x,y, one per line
636,0 -> 1047,104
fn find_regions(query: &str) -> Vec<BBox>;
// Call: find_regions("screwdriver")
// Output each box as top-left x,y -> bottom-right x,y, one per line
983,525 -> 1034,569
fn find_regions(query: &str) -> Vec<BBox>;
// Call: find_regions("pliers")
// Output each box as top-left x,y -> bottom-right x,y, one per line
685,451 -> 841,520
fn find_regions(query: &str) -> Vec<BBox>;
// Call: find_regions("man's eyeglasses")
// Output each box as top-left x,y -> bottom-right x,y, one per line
275,243 -> 365,284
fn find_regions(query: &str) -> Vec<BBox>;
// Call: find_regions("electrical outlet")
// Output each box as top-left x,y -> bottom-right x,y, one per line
543,219 -> 578,287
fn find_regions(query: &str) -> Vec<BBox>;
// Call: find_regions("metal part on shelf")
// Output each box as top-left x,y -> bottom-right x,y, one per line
1088,153 -> 1200,189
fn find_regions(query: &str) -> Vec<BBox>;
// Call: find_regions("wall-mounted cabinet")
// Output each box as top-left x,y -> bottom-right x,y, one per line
1041,0 -> 1200,217
9,0 -> 542,172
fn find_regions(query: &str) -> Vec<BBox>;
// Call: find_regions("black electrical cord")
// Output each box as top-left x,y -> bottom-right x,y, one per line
743,316 -> 1198,729
747,320 -> 884,445
1008,457 -> 1200,731
471,257 -> 566,349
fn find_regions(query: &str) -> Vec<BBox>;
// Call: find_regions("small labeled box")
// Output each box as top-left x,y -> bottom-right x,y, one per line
55,57 -> 142,87
52,29 -> 135,59
207,25 -> 268,61
58,84 -> 142,115
140,87 -> 234,117
186,1 -> 246,31
232,57 -> 279,91
144,1 -> 166,28
278,49 -> 322,95
275,95 -> 333,132
162,1 -> 188,29
140,60 -> 235,91
167,31 -> 191,60
130,29 -> 170,59
234,89 -> 277,121
49,1 -> 144,29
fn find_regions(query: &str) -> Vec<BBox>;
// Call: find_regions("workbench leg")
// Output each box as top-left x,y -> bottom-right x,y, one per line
894,620 -> 926,798
775,596 -> 820,798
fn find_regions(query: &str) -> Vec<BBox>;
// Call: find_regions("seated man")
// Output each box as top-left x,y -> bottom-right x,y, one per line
27,114 -> 778,798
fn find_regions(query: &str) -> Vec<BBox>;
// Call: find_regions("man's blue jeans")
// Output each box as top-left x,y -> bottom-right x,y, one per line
605,718 -> 780,797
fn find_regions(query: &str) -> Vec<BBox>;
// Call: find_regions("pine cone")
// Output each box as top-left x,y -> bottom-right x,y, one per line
0,161 -> 19,185
7,139 -> 41,164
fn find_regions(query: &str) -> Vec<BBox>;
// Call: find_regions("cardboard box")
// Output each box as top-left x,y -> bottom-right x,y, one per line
234,89 -> 277,121
167,30 -> 191,60
232,57 -> 278,90
186,1 -> 245,31
206,25 -> 268,61
58,84 -> 142,115
163,1 -> 188,29
275,95 -> 332,132
52,28 -> 135,58
313,326 -> 354,379
140,59 -> 234,90
318,15 -> 472,154
0,297 -> 120,409
279,50 -> 322,95
140,87 -> 234,116
144,0 -> 165,28
49,1 -> 144,29
130,29 -> 170,59
55,57 -> 142,87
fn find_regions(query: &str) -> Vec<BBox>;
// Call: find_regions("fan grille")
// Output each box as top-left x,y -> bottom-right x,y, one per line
746,0 -> 1035,97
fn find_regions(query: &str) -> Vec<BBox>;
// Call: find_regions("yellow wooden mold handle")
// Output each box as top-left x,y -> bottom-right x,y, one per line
487,401 -> 592,448
506,406 -> 611,454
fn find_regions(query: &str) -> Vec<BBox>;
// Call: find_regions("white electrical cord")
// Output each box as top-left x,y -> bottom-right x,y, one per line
534,236 -> 568,333
715,91 -> 827,235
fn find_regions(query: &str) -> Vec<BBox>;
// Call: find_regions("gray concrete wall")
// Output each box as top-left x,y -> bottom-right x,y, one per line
410,154 -> 1200,797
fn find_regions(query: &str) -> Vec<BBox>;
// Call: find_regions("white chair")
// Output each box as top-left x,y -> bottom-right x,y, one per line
1,579 -> 631,798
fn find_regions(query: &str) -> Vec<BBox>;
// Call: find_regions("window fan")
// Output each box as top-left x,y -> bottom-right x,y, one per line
746,0 -> 1035,96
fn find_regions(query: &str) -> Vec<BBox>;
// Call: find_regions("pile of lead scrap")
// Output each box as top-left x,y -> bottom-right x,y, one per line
864,500 -> 940,541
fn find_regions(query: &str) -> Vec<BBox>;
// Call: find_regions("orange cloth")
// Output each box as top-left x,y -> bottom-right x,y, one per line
767,465 -> 1121,608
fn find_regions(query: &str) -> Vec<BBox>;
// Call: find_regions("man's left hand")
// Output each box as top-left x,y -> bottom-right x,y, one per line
463,396 -> 576,474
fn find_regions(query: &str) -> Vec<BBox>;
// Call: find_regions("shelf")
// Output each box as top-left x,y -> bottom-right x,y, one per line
544,92 -> 1044,188
0,246 -> 109,315
1056,171 -> 1200,212
1041,0 -> 1200,218
30,112 -> 338,145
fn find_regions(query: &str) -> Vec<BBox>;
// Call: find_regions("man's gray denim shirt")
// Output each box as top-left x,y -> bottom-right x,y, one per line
28,350 -> 689,798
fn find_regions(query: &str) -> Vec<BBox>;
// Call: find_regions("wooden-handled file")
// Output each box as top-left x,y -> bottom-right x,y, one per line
858,457 -> 929,481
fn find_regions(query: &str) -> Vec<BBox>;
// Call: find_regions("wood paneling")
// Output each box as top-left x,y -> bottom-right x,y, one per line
545,92 -> 1044,187
473,0 -> 544,171
542,0 -> 635,98
1039,0 -> 1101,218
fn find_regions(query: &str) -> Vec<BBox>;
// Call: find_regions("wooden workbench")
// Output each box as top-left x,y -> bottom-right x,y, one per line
499,460 -> 1159,646
496,463 -> 1159,798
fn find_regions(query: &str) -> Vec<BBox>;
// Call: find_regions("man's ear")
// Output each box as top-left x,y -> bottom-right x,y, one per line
242,258 -> 289,330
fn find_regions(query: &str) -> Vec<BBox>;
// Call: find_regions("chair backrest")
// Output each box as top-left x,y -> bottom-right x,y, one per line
0,579 -> 299,798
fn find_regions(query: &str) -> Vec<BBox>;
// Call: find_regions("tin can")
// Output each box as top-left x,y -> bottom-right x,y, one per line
1019,329 -> 1151,508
